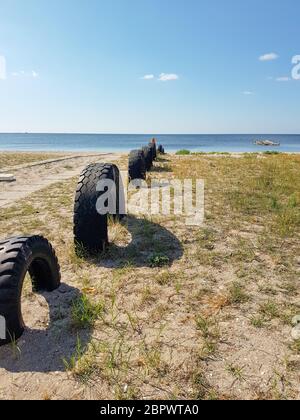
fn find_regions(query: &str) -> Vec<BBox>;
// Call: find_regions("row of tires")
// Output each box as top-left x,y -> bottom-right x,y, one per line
128,141 -> 165,181
0,142 -> 166,346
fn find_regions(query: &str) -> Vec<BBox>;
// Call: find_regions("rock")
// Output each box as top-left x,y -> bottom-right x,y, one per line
0,174 -> 16,182
291,324 -> 300,340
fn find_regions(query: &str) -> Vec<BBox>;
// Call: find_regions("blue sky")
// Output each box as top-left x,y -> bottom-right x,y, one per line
0,0 -> 299,134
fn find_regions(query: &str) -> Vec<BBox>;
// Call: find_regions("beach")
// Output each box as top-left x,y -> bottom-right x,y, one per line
0,151 -> 299,400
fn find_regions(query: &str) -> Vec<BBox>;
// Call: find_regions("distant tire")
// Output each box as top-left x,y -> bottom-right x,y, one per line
128,150 -> 146,181
142,145 -> 153,171
0,236 -> 61,346
148,142 -> 157,161
74,163 -> 123,254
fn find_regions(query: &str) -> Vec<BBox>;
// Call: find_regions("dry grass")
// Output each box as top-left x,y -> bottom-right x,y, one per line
0,152 -> 66,169
0,152 -> 299,400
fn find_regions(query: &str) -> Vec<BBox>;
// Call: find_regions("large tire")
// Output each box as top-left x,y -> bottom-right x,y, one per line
74,163 -> 122,254
0,236 -> 61,346
142,145 -> 153,171
148,142 -> 157,161
128,150 -> 146,181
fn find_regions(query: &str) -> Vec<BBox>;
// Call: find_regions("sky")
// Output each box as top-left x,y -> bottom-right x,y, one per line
0,0 -> 299,134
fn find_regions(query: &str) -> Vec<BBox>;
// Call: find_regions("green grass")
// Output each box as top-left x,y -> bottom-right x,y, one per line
176,149 -> 191,155
71,294 -> 105,329
250,316 -> 266,329
148,253 -> 170,267
259,301 -> 280,320
225,363 -> 245,381
228,282 -> 250,304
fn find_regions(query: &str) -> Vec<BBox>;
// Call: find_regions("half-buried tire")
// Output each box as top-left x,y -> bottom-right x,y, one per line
128,150 -> 146,181
142,145 -> 153,171
0,236 -> 61,346
74,163 -> 123,254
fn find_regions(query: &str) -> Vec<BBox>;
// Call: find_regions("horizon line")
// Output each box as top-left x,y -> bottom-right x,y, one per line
0,132 -> 300,136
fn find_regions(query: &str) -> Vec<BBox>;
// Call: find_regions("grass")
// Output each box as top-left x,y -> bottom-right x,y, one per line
228,282 -> 250,304
259,301 -> 280,320
175,149 -> 191,155
71,294 -> 105,329
148,253 -> 170,267
225,363 -> 245,381
263,151 -> 282,155
250,316 -> 266,329
0,152 -> 65,169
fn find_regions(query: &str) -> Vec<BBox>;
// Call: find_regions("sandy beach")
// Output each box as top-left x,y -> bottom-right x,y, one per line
0,151 -> 299,400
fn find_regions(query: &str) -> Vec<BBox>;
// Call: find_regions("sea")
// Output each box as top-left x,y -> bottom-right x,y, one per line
0,133 -> 300,153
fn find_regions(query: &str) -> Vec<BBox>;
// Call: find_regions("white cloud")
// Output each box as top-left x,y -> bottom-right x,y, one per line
276,76 -> 290,82
141,74 -> 154,80
259,53 -> 279,62
11,70 -> 39,78
158,73 -> 179,82
242,91 -> 254,95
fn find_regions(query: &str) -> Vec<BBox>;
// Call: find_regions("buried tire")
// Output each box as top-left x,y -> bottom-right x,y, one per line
74,163 -> 123,254
0,236 -> 61,346
158,145 -> 165,154
128,150 -> 146,181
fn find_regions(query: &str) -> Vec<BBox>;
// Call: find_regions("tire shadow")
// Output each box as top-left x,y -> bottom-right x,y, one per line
0,283 -> 91,373
94,215 -> 183,269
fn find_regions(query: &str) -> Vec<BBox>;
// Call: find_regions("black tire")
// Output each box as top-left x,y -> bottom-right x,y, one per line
0,235 -> 61,346
112,164 -> 126,219
128,150 -> 146,181
74,163 -> 122,254
148,142 -> 157,161
142,145 -> 153,171
158,145 -> 165,154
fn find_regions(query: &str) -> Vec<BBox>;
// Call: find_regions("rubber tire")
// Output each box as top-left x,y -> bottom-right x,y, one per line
112,164 -> 126,219
74,163 -> 122,254
0,236 -> 61,346
128,150 -> 146,181
148,142 -> 157,161
158,145 -> 165,154
142,145 -> 153,171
